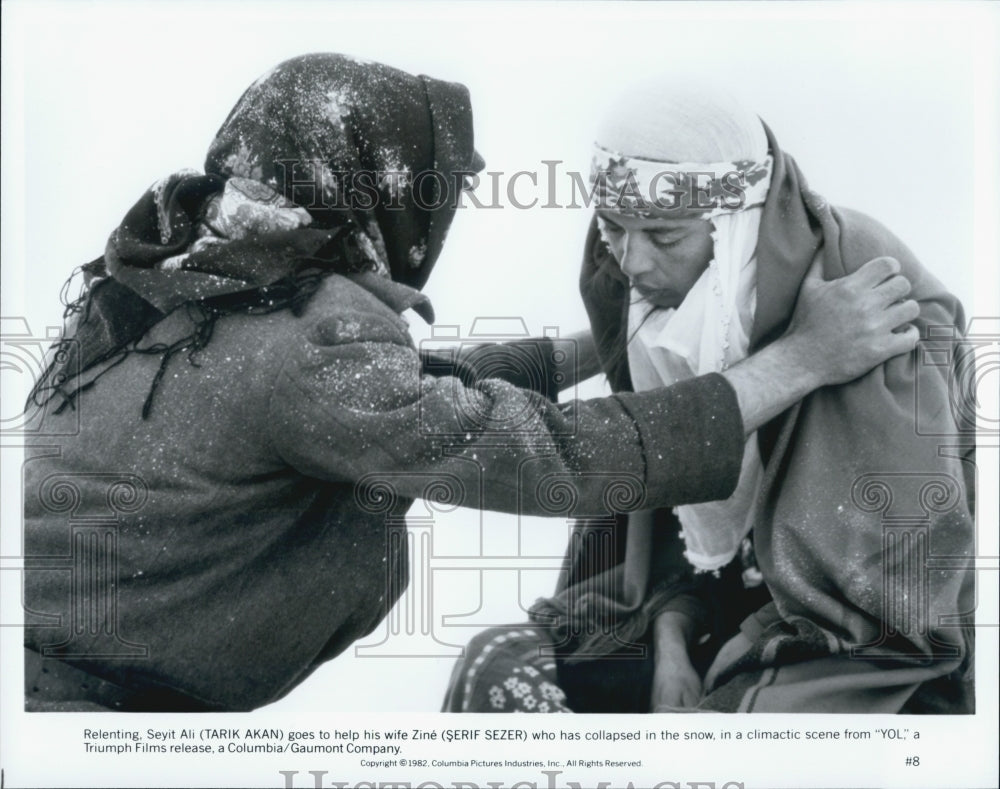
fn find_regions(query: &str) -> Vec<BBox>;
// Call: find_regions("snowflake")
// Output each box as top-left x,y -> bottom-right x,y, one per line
324,88 -> 352,128
379,167 -> 411,199
407,241 -> 427,269
522,694 -> 537,710
503,676 -> 519,691
222,142 -> 263,181
523,666 -> 540,678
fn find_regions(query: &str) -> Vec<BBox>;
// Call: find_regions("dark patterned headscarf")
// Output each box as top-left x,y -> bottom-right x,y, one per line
205,52 -> 477,289
32,53 -> 479,416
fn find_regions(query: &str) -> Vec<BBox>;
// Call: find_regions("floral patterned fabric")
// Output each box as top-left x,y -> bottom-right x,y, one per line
590,144 -> 772,218
443,629 -> 571,713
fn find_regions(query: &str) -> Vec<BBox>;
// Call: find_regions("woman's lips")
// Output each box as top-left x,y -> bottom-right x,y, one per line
633,284 -> 679,308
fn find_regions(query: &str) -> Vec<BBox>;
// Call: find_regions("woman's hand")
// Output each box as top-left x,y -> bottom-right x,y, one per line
651,611 -> 703,710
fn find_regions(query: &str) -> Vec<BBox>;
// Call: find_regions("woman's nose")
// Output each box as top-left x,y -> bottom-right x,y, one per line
619,233 -> 657,279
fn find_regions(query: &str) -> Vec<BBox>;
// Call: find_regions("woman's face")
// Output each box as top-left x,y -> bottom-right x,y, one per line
596,210 -> 714,309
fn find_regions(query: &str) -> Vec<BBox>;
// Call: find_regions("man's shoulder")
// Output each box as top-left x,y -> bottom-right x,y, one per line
301,272 -> 404,318
830,206 -> 921,274
270,273 -> 413,348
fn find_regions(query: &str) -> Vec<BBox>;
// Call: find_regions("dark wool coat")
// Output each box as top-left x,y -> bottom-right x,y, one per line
538,128 -> 976,713
23,270 -> 746,711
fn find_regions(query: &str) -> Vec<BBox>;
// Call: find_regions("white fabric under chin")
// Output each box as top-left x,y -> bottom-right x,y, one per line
626,207 -> 765,571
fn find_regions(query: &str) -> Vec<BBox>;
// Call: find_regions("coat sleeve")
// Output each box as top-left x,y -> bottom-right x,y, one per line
264,308 -> 745,517
420,337 -> 562,402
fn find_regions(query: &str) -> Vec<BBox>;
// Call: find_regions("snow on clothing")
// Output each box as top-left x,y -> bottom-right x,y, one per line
28,51 -> 470,416
445,125 -> 975,714
22,54 -> 746,711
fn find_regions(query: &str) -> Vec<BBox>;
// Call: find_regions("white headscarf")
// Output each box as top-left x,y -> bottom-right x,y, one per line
595,82 -> 771,571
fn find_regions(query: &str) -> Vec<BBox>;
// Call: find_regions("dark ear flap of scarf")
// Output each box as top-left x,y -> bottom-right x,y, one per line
406,75 -> 477,291
750,122 -> 844,466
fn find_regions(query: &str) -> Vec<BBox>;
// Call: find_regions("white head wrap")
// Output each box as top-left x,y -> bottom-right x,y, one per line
596,82 -> 767,164
594,83 -> 770,571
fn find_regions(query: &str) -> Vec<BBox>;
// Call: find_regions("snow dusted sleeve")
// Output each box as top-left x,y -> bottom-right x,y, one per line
266,310 -> 744,516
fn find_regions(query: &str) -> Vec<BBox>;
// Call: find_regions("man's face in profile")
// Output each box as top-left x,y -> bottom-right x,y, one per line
596,210 -> 714,309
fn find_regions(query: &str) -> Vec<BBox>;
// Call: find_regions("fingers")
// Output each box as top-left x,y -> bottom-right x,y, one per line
883,298 -> 921,328
851,255 -> 901,289
886,323 -> 920,355
874,274 -> 913,304
869,298 -> 920,365
868,324 -> 920,366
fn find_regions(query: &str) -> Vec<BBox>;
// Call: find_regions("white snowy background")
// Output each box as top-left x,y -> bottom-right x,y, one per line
2,3 -> 997,788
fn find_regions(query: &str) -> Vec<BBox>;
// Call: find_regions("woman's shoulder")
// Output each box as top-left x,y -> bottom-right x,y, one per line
830,206 -> 922,273
830,205 -> 963,322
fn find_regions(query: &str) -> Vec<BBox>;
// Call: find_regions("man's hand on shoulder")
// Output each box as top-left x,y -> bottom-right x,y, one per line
723,255 -> 919,435
785,254 -> 920,387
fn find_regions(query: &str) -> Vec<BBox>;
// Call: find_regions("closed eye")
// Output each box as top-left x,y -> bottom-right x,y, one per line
650,233 -> 680,248
597,216 -> 624,237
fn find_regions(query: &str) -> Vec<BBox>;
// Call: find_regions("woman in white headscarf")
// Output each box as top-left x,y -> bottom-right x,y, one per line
445,83 -> 974,714
585,85 -> 777,709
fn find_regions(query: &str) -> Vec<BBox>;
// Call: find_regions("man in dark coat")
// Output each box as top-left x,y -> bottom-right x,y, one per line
23,57 -> 918,711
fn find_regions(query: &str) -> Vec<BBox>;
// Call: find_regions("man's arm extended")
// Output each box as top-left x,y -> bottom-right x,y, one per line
723,254 -> 918,434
